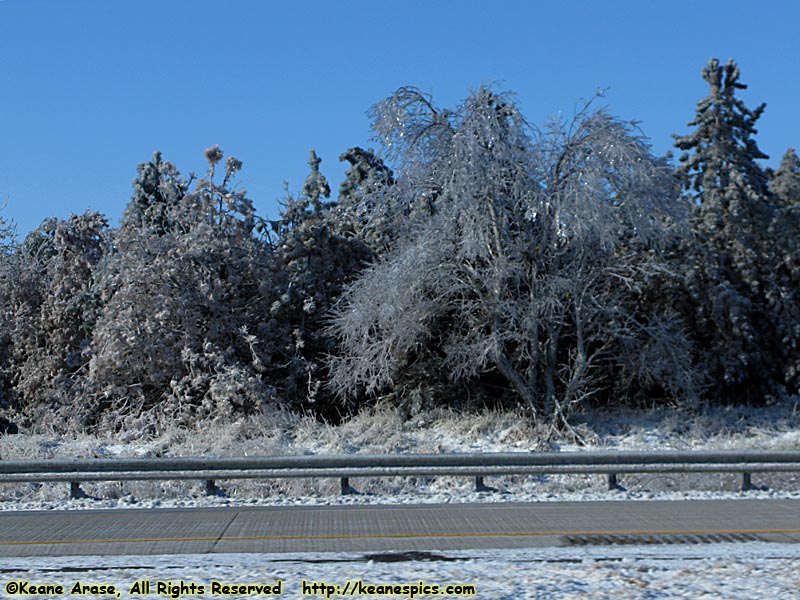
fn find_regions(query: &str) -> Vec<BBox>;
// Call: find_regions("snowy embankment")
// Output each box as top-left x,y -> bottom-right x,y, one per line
2,401 -> 800,597
2,399 -> 800,510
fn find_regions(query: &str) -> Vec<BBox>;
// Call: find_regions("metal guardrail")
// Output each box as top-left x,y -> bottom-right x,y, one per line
1,450 -> 799,498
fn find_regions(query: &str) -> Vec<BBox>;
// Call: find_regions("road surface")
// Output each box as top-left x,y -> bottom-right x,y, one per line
2,499 -> 799,557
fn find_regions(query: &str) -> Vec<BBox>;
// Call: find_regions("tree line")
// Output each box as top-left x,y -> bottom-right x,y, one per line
1,58 -> 799,433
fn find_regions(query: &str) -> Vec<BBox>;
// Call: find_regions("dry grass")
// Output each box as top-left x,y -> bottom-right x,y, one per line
2,398 -> 800,504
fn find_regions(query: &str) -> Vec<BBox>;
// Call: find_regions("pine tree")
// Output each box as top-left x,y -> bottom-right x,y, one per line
673,58 -> 774,274
122,151 -> 189,234
275,150 -> 332,234
674,59 -> 769,209
673,58 -> 779,400
770,148 -> 800,207
0,210 -> 14,254
0,213 -> 12,411
269,151 -> 372,417
328,146 -> 396,255
338,147 -> 395,208
768,148 -> 800,391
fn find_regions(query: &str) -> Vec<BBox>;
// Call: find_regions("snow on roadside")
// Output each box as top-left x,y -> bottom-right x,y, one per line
3,402 -> 800,597
2,544 -> 800,599
2,399 -> 800,511
3,486 -> 800,513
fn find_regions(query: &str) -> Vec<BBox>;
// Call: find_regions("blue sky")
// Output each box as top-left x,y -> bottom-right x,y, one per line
1,0 -> 798,237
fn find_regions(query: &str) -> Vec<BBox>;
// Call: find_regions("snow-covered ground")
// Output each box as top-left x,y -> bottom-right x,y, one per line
3,544 -> 800,599
2,399 -> 800,510
2,401 -> 800,597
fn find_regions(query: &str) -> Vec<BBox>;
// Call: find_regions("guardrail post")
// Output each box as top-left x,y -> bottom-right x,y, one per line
341,477 -> 359,495
741,472 -> 752,491
205,479 -> 222,496
69,481 -> 83,499
475,476 -> 497,492
607,473 -> 619,490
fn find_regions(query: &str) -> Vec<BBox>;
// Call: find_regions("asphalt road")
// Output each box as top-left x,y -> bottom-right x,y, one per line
2,499 -> 800,557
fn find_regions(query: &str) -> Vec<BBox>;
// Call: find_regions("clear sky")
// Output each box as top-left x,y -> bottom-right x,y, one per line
1,0 -> 798,237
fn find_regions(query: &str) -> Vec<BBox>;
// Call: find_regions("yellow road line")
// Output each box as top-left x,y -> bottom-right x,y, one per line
2,528 -> 800,546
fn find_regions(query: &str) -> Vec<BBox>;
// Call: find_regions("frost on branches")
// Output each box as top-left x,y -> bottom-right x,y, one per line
2,61 -> 799,434
87,149 -> 274,429
673,58 -> 795,402
327,87 -> 697,425
0,212 -> 107,425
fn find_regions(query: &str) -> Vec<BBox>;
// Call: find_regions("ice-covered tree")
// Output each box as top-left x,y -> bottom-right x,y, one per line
0,212 -> 108,425
267,151 -> 372,417
770,148 -> 800,207
768,148 -> 800,391
328,87 -> 696,425
0,209 -> 14,410
674,59 -> 770,211
121,151 -> 190,234
673,58 -> 780,400
0,206 -> 14,254
338,147 -> 395,204
272,150 -> 332,235
88,149 -> 273,429
330,147 -> 396,254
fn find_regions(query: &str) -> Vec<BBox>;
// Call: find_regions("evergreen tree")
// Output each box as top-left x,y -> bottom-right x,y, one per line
0,210 -> 14,254
768,148 -> 800,391
673,58 -> 779,400
674,59 -> 770,211
88,149 -> 273,430
275,150 -> 332,233
770,148 -> 800,207
122,151 -> 189,234
269,151 -> 372,417
328,146 -> 396,255
303,149 -> 332,214
338,147 -> 394,202
0,211 -> 13,410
